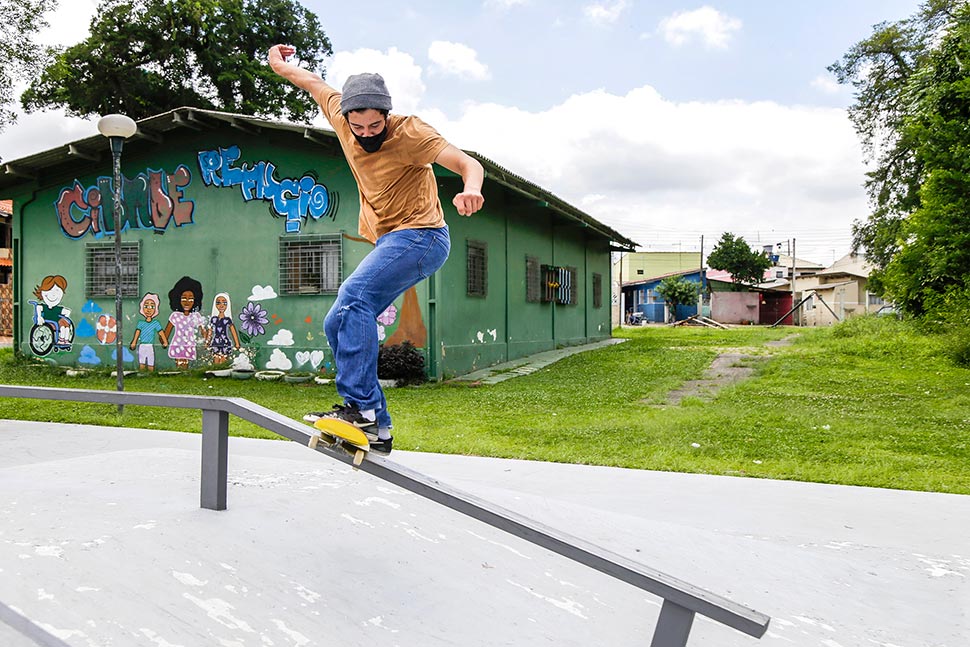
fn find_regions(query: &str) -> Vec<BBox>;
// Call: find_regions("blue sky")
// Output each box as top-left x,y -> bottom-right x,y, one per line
1,0 -> 924,264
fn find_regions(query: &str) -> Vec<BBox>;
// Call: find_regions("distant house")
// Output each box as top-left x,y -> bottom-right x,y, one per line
800,253 -> 886,326
623,269 -> 704,323
613,251 -> 702,324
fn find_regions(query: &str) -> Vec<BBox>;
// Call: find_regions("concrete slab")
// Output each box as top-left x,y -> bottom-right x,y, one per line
0,419 -> 967,646
450,338 -> 626,384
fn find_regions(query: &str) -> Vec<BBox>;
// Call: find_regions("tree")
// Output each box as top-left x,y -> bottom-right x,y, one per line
832,0 -> 970,315
0,0 -> 56,134
21,0 -> 332,122
706,233 -> 771,290
829,0 -> 962,292
656,276 -> 699,322
879,7 -> 970,314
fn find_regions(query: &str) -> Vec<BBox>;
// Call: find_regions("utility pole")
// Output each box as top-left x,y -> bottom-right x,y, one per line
790,238 -> 797,326
699,235 -> 704,315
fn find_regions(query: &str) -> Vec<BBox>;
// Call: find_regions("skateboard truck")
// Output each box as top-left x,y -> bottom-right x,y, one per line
308,419 -> 370,468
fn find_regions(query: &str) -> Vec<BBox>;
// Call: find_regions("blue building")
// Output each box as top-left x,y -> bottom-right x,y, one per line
623,269 -> 705,323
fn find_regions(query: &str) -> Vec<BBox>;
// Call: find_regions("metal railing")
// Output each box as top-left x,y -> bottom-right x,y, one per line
0,384 -> 770,646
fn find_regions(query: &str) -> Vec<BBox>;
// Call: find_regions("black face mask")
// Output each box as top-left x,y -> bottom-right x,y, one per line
353,125 -> 388,153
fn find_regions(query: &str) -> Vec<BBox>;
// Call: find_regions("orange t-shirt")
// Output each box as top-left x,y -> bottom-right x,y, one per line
315,86 -> 450,243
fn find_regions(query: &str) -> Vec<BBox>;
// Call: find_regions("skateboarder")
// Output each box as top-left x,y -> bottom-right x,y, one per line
268,44 -> 485,454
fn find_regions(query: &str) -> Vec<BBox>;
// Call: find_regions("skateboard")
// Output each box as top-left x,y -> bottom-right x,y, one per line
308,418 -> 370,467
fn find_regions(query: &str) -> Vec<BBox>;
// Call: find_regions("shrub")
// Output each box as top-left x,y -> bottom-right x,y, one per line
377,340 -> 427,385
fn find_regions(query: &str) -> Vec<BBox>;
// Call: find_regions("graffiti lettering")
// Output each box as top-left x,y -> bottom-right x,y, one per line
197,146 -> 336,233
54,166 -> 196,239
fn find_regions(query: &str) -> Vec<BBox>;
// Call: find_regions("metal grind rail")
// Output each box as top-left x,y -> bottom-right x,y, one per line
0,384 -> 770,646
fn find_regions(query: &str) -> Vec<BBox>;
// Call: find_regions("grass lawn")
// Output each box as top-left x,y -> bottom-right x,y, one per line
1,316 -> 967,494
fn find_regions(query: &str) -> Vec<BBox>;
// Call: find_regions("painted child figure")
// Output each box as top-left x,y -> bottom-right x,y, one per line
33,274 -> 72,345
129,293 -> 167,372
205,292 -> 240,364
162,276 -> 206,370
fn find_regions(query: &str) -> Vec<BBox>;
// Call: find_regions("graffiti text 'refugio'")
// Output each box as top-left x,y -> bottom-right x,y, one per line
197,146 -> 336,233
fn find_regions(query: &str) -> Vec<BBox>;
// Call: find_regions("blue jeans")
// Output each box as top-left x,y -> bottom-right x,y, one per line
324,226 -> 450,430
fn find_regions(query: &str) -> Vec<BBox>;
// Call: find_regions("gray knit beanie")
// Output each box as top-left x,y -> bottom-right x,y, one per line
340,73 -> 393,115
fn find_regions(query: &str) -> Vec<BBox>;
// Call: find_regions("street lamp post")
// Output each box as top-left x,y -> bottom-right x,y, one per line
97,114 -> 137,413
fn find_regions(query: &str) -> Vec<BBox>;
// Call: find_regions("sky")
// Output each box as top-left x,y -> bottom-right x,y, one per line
0,0 -> 925,266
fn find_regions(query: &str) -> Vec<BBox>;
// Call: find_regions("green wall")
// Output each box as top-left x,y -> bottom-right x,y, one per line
10,121 -> 614,379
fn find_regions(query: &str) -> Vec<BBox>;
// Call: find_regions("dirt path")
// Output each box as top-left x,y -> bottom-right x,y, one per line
663,335 -> 797,405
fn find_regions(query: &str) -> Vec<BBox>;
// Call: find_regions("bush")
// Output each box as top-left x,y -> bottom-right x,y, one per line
921,286 -> 970,368
377,340 -> 427,385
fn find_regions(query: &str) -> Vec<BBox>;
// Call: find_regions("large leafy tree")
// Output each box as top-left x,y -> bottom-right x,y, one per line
21,0 -> 331,122
0,0 -> 56,133
706,233 -> 772,290
829,0 -> 964,301
880,7 -> 970,314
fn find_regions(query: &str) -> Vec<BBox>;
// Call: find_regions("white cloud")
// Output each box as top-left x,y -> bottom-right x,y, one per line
268,329 -> 295,346
36,0 -> 99,48
484,0 -> 527,8
660,6 -> 742,49
811,73 -> 844,95
265,348 -> 293,370
247,285 -> 278,301
433,86 -> 864,263
428,41 -> 491,81
584,0 -> 629,25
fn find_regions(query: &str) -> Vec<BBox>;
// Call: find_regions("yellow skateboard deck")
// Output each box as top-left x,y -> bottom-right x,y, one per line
309,418 -> 370,466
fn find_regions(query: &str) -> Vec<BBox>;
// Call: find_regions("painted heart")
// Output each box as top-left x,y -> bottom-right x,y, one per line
295,351 -> 310,367
310,350 -> 325,370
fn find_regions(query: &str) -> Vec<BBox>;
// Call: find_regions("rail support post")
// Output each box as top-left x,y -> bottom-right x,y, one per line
200,409 -> 229,510
651,600 -> 695,647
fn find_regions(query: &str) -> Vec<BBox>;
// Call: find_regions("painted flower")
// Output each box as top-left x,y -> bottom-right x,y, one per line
377,324 -> 386,342
239,301 -> 269,337
377,304 -> 397,326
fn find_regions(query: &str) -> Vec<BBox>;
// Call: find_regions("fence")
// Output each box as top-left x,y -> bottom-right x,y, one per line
0,384 -> 770,646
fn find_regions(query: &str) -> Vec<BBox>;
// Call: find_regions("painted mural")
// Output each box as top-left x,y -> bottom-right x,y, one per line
28,275 -> 74,356
162,276 -> 207,370
34,145 -> 424,374
55,166 -> 195,239
197,145 -> 339,233
205,292 -> 241,364
129,293 -> 166,372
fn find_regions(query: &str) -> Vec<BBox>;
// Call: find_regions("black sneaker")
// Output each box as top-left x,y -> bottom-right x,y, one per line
303,403 -> 377,435
370,436 -> 393,455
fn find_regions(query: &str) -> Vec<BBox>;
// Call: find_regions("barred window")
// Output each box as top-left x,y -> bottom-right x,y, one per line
279,235 -> 342,295
592,272 -> 602,308
467,240 -> 487,297
542,265 -> 578,305
85,242 -> 140,298
525,255 -> 541,303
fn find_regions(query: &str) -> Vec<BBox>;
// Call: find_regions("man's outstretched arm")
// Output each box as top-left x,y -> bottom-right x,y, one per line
435,145 -> 485,216
268,44 -> 331,97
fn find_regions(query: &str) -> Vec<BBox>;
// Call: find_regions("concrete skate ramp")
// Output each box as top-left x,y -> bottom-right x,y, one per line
0,421 -> 764,647
0,384 -> 769,647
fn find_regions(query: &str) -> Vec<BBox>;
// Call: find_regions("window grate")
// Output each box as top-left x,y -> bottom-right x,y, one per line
467,240 -> 487,297
525,255 -> 541,303
592,272 -> 602,309
279,235 -> 342,295
542,265 -> 578,305
85,242 -> 140,298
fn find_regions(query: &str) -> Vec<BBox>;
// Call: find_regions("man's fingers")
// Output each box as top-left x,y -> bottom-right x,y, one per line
453,192 -> 484,216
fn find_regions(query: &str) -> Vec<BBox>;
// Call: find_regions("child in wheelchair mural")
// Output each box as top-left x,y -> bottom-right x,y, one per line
29,274 -> 74,356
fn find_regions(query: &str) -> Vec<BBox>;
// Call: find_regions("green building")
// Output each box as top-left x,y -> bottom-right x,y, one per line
0,108 -> 635,379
